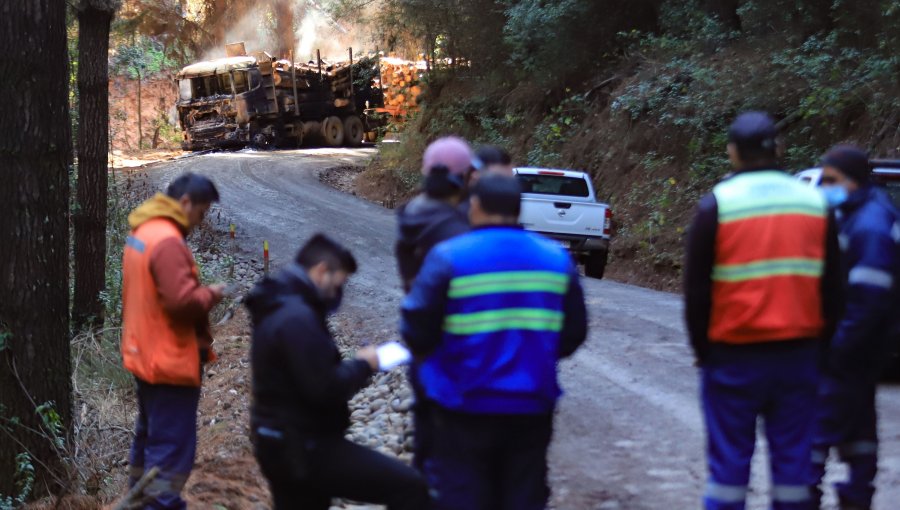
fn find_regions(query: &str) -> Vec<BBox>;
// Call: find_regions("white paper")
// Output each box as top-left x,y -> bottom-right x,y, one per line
376,341 -> 412,371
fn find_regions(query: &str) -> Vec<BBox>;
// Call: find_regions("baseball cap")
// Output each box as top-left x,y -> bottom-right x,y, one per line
822,144 -> 871,184
422,137 -> 473,184
728,111 -> 778,155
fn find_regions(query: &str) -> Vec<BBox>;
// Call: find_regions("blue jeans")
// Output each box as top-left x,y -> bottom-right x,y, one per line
701,343 -> 819,510
128,379 -> 201,510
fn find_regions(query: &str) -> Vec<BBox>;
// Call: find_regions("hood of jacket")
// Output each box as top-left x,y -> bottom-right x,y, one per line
397,194 -> 468,246
128,193 -> 190,231
245,263 -> 325,324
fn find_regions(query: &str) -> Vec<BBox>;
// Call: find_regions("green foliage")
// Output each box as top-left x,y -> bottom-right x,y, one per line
0,329 -> 10,353
0,452 -> 35,509
35,402 -> 65,451
111,36 -> 179,79
527,94 -> 586,167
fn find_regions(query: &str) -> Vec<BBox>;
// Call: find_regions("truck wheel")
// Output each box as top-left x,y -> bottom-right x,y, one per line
585,250 -> 608,279
321,116 -> 344,147
343,116 -> 364,147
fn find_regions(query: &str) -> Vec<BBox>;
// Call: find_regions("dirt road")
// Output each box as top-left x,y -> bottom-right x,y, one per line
153,148 -> 900,509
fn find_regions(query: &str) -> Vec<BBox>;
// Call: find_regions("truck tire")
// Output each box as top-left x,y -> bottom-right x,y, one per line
321,116 -> 344,147
343,116 -> 364,147
585,250 -> 608,279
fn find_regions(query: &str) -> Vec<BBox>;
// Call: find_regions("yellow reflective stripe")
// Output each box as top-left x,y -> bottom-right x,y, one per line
448,271 -> 569,298
443,308 -> 564,335
712,257 -> 823,282
713,171 -> 826,223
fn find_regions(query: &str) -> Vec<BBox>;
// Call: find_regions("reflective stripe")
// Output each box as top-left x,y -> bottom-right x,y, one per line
719,202 -> 826,223
848,266 -> 894,289
714,171 -> 826,224
810,449 -> 827,464
125,235 -> 146,253
444,308 -> 564,335
256,426 -> 283,439
448,271 -> 569,298
838,233 -> 850,252
771,484 -> 811,502
712,257 -> 823,282
839,440 -> 878,457
705,481 -> 747,503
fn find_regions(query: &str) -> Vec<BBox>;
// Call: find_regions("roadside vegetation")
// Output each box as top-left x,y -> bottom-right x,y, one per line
356,0 -> 900,289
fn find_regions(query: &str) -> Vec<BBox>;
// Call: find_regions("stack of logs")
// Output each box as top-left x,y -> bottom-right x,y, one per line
378,57 -> 425,115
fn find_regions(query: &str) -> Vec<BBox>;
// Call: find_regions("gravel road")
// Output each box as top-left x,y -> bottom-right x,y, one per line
152,148 -> 900,510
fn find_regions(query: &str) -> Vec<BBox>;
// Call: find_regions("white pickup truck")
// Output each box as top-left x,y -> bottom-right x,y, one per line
514,167 -> 612,279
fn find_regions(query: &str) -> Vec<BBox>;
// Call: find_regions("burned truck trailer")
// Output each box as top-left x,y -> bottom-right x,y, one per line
175,50 -> 385,150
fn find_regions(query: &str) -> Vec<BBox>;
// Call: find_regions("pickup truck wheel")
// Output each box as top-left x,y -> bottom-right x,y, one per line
342,116 -> 364,147
585,250 -> 608,279
321,116 -> 345,147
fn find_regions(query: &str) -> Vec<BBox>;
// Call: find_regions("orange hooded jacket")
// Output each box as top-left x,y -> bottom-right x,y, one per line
121,193 -> 218,387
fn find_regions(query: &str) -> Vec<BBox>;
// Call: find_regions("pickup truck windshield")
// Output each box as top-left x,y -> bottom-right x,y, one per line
517,174 -> 590,198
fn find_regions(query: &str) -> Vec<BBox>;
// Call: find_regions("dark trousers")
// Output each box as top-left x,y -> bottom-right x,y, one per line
129,379 -> 201,510
812,375 -> 878,508
254,431 -> 430,510
701,344 -> 819,510
409,364 -> 434,473
428,409 -> 554,510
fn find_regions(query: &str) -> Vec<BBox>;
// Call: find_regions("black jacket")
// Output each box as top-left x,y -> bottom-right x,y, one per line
246,264 -> 372,436
395,194 -> 470,292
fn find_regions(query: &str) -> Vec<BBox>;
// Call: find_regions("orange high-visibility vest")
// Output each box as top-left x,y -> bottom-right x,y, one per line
709,171 -> 828,344
121,218 -> 203,386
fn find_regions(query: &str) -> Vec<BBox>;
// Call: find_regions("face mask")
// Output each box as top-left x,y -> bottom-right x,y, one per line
821,185 -> 849,208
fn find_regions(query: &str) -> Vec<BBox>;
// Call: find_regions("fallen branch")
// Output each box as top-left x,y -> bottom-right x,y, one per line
113,466 -> 159,510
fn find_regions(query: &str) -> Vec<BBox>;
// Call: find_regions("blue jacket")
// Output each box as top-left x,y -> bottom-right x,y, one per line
831,186 -> 900,379
401,226 -> 588,414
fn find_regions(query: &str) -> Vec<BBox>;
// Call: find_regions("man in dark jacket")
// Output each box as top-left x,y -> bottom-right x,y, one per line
811,145 -> 900,510
402,174 -> 588,510
247,234 -> 429,510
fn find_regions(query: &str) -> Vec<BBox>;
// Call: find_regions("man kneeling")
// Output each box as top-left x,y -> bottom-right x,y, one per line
247,234 -> 429,509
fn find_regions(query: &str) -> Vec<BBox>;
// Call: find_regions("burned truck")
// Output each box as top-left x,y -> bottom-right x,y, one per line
175,45 -> 385,150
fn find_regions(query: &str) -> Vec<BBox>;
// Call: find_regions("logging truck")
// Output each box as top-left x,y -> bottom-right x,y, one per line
175,43 -> 386,151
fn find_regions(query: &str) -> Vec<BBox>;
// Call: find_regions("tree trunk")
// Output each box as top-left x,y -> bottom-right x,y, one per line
273,0 -> 295,60
73,5 -> 114,330
0,0 -> 73,500
136,68 -> 143,150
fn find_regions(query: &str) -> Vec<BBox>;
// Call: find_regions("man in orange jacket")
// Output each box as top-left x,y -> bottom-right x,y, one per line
121,173 -> 225,509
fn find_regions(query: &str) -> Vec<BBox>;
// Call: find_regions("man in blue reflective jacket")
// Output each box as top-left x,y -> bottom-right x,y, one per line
812,145 -> 900,510
401,174 -> 588,510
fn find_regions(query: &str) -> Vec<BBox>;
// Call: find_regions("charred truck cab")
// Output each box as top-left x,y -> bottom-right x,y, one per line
176,44 -> 385,151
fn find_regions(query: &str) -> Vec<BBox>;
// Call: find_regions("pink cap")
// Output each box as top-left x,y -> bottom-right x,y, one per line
421,137 -> 473,177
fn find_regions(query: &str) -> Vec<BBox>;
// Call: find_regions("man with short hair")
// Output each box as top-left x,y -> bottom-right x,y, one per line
402,174 -> 588,510
684,112 -> 842,510
247,234 -> 429,510
811,145 -> 900,510
122,172 -> 226,508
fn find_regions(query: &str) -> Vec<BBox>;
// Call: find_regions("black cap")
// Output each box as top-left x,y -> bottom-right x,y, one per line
822,144 -> 871,184
472,174 -> 522,217
728,111 -> 778,157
